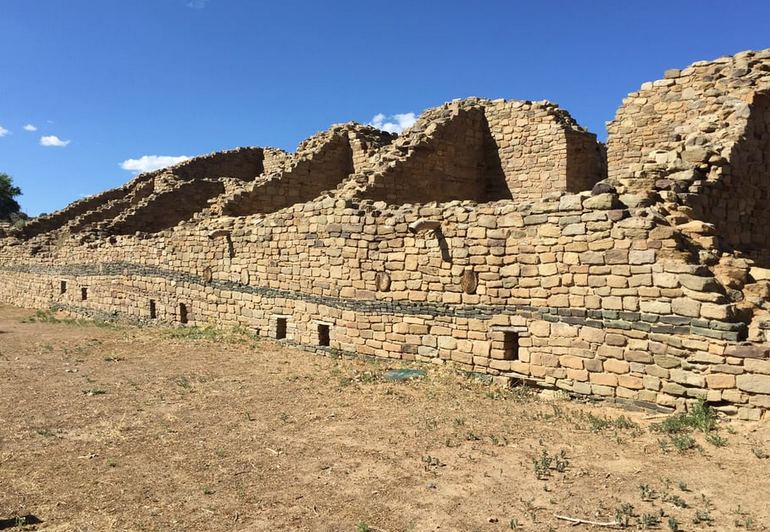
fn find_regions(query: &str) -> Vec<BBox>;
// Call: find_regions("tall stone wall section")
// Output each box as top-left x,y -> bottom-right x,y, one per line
606,49 -> 770,265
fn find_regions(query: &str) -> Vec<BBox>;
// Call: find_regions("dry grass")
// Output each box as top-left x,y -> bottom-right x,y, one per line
0,304 -> 769,531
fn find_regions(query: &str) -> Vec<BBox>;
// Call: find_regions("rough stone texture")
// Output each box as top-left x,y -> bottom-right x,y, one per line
2,49 -> 770,419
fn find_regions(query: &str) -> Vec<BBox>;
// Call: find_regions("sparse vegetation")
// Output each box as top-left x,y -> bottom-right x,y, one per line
652,399 -> 720,452
640,512 -> 662,529
752,446 -> 768,459
693,509 -> 714,525
163,324 -> 256,344
706,432 -> 728,447
532,448 -> 568,480
1,306 -> 768,530
21,308 -> 115,328
614,503 -> 635,527
667,516 -> 681,532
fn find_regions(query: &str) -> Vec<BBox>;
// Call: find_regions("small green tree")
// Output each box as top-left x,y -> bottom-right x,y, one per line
0,173 -> 23,221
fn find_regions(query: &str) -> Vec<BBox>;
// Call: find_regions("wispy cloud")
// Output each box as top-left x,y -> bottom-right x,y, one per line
23,124 -> 37,132
0,125 -> 9,137
40,135 -> 70,147
120,155 -> 191,173
369,112 -> 417,134
186,0 -> 208,8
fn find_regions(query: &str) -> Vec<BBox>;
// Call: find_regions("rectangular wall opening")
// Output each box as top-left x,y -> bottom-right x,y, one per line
60,280 -> 67,294
149,300 -> 157,319
318,324 -> 330,347
81,287 -> 88,301
179,303 -> 188,324
276,317 -> 287,340
503,331 -> 519,360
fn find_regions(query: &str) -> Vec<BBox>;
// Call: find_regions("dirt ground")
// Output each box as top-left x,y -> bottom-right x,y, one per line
1,304 -> 769,531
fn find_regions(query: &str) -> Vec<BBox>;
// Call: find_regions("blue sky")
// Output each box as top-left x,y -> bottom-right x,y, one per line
2,0 -> 770,216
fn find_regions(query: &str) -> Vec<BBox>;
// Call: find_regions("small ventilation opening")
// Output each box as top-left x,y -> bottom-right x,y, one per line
179,303 -> 188,324
60,281 -> 67,294
81,287 -> 88,301
276,317 -> 287,340
503,331 -> 519,360
318,324 -> 330,347
149,300 -> 157,319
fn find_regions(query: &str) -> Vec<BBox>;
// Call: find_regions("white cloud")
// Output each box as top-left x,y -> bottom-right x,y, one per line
23,124 -> 37,132
120,155 -> 191,173
40,135 -> 70,147
186,0 -> 208,8
0,125 -> 9,137
369,112 -> 417,134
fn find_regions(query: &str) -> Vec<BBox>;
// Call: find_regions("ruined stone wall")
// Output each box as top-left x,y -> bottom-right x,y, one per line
606,50 -> 770,265
482,100 -> 605,199
690,92 -> 770,264
1,187 -> 769,419
361,107 -> 505,203
3,49 -> 770,420
359,99 -> 605,204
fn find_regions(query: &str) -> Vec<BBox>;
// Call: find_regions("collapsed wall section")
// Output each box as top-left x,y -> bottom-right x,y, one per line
358,105 -> 506,203
108,179 -> 226,235
688,91 -> 770,264
221,132 -> 353,216
354,99 -> 605,205
606,48 -> 770,277
170,147 -> 267,181
482,100 -> 606,199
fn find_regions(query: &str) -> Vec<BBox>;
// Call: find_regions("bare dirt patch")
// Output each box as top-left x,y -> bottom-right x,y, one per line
0,304 -> 769,531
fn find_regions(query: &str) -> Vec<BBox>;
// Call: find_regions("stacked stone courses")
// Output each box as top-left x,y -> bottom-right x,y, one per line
2,49 -> 770,419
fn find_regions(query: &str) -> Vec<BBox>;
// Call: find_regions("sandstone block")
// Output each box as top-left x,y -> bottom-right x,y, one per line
736,374 -> 770,394
629,250 -> 655,265
529,320 -> 551,337
583,193 -> 618,210
670,369 -> 705,387
604,359 -> 630,374
671,298 -> 701,317
653,355 -> 681,369
618,375 -> 644,389
640,300 -> 671,314
744,359 -> 770,374
579,326 -> 605,343
551,322 -> 578,337
625,350 -> 653,363
679,274 -> 721,292
560,355 -> 584,369
724,345 -> 769,359
590,373 -> 617,386
706,374 -> 735,389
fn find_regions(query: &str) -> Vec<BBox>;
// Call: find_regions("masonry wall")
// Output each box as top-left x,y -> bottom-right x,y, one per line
482,100 -> 605,199
3,50 -> 770,420
359,100 -> 605,204
690,92 -> 770,264
2,189 -> 769,419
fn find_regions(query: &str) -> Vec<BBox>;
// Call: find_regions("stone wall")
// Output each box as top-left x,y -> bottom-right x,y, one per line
2,49 -> 770,420
606,49 -> 770,265
359,99 -> 605,204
